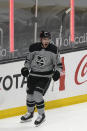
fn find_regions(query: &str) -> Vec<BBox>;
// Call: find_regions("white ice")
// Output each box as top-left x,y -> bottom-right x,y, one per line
0,102 -> 87,131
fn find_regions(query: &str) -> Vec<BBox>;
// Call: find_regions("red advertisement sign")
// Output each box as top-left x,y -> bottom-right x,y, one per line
75,55 -> 87,85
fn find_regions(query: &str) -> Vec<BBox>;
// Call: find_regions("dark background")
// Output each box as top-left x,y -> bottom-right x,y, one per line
0,0 -> 87,63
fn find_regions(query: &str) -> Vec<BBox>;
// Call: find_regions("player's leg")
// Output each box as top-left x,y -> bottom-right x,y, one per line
34,89 -> 45,126
20,94 -> 35,122
20,76 -> 36,122
33,77 -> 50,126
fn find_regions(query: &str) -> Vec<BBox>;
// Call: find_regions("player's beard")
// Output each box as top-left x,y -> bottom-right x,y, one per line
42,42 -> 49,48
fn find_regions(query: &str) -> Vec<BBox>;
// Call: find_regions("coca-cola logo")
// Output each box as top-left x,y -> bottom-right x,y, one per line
75,55 -> 87,85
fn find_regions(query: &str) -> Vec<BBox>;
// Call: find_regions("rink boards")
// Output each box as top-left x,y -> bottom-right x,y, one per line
0,50 -> 87,119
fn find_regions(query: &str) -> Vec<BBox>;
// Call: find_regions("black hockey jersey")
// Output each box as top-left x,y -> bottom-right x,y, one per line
24,42 -> 62,77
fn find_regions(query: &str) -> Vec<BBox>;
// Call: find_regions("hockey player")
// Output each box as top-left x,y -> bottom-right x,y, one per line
20,31 -> 62,126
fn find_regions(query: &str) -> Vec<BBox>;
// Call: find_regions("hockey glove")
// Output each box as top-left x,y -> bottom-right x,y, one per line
52,70 -> 60,81
21,67 -> 29,77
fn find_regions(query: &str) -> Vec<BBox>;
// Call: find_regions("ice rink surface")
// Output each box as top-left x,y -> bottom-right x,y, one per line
0,102 -> 87,131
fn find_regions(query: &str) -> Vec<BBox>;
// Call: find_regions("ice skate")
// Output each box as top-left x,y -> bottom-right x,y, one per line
20,112 -> 34,123
34,113 -> 45,126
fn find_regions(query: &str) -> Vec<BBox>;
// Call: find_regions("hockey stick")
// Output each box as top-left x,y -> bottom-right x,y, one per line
58,8 -> 71,48
51,8 -> 71,92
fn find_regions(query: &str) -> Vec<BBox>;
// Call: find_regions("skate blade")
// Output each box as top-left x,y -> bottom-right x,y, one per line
34,119 -> 46,127
20,119 -> 32,123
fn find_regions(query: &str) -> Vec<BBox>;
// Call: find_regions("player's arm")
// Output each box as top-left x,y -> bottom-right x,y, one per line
55,51 -> 63,72
21,44 -> 35,77
52,48 -> 63,81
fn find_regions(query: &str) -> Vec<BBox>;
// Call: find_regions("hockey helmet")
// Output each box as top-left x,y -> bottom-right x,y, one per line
40,31 -> 51,39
